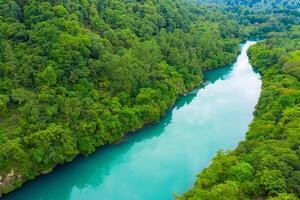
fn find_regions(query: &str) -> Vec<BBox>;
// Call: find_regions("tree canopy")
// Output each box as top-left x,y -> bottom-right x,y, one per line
0,0 -> 241,195
179,27 -> 300,200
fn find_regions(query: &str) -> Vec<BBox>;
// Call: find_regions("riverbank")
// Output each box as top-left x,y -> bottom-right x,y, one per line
179,34 -> 300,199
1,41 -> 261,200
0,45 -> 242,198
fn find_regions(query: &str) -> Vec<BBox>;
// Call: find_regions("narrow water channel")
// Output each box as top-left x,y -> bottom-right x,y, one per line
2,41 -> 261,200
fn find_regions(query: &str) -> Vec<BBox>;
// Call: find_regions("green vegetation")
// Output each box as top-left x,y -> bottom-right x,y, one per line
0,0 -> 241,195
197,0 -> 300,38
1,0 -> 299,198
178,1 -> 300,199
198,0 -> 300,9
178,28 -> 300,200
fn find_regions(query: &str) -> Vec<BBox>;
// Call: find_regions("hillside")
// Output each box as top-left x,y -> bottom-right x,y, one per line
197,0 -> 300,9
179,1 -> 300,197
0,0 -> 241,195
179,27 -> 300,199
1,0 -> 299,198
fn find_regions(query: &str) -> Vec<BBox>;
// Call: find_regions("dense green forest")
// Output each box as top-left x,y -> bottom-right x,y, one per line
197,0 -> 300,38
198,0 -> 300,8
0,0 -> 243,195
178,1 -> 300,200
0,0 -> 299,198
179,29 -> 300,200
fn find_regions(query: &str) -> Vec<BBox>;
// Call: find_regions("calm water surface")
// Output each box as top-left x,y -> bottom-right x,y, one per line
2,41 -> 261,200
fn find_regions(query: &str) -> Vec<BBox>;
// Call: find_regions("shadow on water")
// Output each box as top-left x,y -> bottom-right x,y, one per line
2,111 -> 172,200
204,64 -> 234,84
175,64 -> 234,109
252,67 -> 261,76
4,111 -> 176,200
2,63 -> 235,200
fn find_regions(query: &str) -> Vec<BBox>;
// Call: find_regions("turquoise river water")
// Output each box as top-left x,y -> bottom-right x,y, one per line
2,41 -> 261,200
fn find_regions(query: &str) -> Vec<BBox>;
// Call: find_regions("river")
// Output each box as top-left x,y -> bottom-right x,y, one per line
2,41 -> 261,200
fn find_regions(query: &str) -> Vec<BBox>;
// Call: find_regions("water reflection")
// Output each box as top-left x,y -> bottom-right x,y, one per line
2,41 -> 261,200
3,108 -> 173,200
204,64 -> 234,84
176,64 -> 234,109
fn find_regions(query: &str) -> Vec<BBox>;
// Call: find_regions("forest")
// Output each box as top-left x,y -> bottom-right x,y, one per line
0,0 -> 242,195
198,0 -> 300,8
179,1 -> 300,199
0,0 -> 299,198
179,29 -> 300,200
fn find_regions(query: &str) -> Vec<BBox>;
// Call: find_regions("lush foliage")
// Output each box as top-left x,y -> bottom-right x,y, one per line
178,29 -> 300,200
180,1 -> 300,199
197,0 -> 300,9
197,0 -> 300,38
0,0 -> 241,195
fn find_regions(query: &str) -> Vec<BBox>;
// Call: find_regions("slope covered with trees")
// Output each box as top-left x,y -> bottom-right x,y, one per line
0,0 -> 242,195
179,26 -> 300,200
197,0 -> 300,9
179,1 -> 300,199
197,0 -> 300,38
